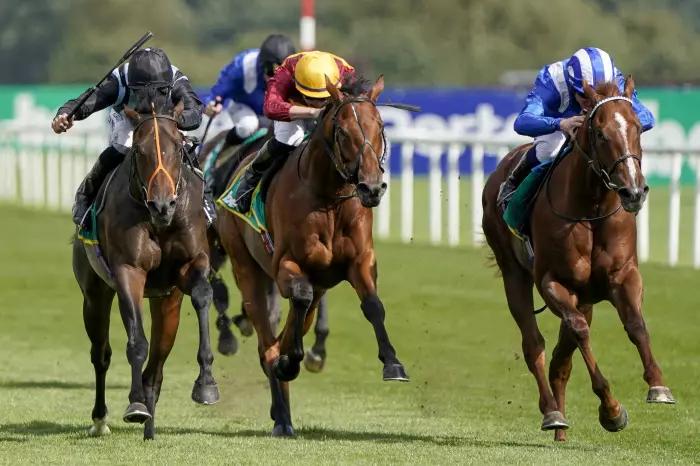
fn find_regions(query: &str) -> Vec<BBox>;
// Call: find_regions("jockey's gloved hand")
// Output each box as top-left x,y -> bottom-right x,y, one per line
52,113 -> 74,134
204,96 -> 223,117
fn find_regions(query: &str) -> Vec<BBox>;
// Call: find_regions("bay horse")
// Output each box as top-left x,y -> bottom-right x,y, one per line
216,76 -> 408,436
205,135 -> 332,373
72,101 -> 218,440
482,78 -> 675,441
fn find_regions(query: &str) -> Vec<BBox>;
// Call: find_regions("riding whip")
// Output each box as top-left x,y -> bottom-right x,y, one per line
67,31 -> 154,119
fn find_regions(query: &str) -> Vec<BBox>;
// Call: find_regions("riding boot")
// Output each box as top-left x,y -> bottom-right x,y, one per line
497,146 -> 539,209
72,146 -> 125,226
236,139 -> 293,213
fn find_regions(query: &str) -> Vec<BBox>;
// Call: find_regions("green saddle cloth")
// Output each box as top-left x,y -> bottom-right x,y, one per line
217,161 -> 268,233
203,127 -> 268,178
503,162 -> 551,237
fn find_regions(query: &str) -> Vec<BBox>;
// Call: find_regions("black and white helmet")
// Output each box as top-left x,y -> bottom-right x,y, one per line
258,34 -> 296,77
126,48 -> 174,112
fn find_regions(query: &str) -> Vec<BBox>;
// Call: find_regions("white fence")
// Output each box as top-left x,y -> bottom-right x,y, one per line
2,124 -> 700,268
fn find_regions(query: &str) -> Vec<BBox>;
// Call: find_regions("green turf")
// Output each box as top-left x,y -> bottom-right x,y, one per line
0,204 -> 698,464
381,178 -> 699,267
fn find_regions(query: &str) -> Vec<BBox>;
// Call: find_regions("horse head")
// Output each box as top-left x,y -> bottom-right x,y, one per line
579,77 -> 648,213
124,100 -> 185,227
320,75 -> 387,208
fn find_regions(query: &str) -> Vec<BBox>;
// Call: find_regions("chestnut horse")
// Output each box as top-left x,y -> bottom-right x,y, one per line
72,101 -> 218,440
483,79 -> 675,441
216,76 -> 408,436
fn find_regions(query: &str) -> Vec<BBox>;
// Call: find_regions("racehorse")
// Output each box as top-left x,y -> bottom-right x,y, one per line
72,101 -> 218,440
216,76 -> 408,436
482,78 -> 675,441
204,135 -> 332,372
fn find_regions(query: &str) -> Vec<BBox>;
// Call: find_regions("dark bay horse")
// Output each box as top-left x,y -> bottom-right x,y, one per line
72,101 -> 218,440
205,134 -> 332,373
216,76 -> 408,436
483,78 -> 675,441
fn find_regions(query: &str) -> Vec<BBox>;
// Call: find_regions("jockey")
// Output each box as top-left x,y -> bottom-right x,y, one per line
234,50 -> 355,213
51,48 -> 208,226
203,34 -> 296,149
498,46 -> 655,206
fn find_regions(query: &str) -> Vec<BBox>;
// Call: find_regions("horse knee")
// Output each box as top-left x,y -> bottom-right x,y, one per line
191,280 -> 213,311
563,314 -> 589,344
361,295 -> 385,323
290,278 -> 313,309
91,343 -> 112,372
126,338 -> 148,365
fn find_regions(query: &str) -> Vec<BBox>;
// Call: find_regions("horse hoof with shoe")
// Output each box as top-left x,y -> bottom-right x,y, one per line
303,349 -> 325,373
191,381 -> 220,405
647,386 -> 676,404
383,363 -> 409,381
541,410 -> 569,431
271,424 -> 296,437
123,402 -> 151,424
599,405 -> 628,432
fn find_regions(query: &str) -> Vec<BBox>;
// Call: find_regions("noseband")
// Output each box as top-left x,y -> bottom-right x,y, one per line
130,111 -> 182,205
320,96 -> 387,185
574,96 -> 641,192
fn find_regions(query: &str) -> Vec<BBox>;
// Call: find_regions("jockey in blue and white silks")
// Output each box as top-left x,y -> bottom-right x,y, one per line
203,34 -> 296,147
498,47 -> 655,205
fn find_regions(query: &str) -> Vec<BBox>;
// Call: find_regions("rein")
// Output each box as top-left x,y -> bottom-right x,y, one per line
130,109 -> 182,204
545,96 -> 638,223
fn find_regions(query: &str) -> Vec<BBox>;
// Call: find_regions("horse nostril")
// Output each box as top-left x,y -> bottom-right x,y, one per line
643,184 -> 650,194
380,182 -> 388,191
169,199 -> 177,208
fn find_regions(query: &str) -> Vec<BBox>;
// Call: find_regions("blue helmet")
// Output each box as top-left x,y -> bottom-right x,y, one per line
566,47 -> 616,95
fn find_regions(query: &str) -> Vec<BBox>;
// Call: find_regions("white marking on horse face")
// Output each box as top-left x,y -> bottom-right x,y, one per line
614,111 -> 637,188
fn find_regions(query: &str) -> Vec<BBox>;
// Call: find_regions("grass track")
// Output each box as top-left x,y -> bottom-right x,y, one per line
0,204 -> 698,464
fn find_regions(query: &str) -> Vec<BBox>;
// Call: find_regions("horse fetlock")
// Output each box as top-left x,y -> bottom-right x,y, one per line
273,355 -> 301,382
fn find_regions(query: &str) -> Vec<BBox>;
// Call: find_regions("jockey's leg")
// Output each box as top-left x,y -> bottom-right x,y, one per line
236,120 -> 304,213
222,103 -> 260,150
72,146 -> 125,225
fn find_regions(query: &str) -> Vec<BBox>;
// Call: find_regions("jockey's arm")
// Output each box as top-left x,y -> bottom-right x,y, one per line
513,68 -> 564,138
171,73 -> 204,131
615,71 -> 655,132
203,56 -> 240,105
56,75 -> 120,122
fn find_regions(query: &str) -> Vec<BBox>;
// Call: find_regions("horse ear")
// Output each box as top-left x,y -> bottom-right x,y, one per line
325,75 -> 342,103
123,106 -> 140,124
624,75 -> 635,99
173,99 -> 185,119
582,80 -> 599,102
369,75 -> 384,102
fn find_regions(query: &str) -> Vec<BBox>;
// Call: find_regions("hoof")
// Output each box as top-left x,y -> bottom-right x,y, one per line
541,411 -> 569,431
383,363 -> 409,382
88,417 -> 111,437
647,386 -> 676,404
303,349 -> 325,373
192,381 -> 220,405
273,355 -> 301,382
233,314 -> 254,337
599,405 -> 628,432
271,424 -> 295,437
217,330 -> 239,356
123,402 -> 151,424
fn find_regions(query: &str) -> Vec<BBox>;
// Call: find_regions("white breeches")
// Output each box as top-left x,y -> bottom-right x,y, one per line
534,131 -> 568,163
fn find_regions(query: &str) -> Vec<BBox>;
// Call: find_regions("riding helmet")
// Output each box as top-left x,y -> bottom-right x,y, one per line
259,34 -> 296,76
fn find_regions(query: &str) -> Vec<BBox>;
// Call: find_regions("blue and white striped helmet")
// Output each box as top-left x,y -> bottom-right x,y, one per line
566,47 -> 616,95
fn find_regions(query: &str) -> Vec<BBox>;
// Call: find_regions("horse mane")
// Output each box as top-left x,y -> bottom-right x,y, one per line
594,81 -> 620,97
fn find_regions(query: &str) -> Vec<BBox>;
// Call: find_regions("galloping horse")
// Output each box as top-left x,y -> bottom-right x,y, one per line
73,101 -> 218,440
483,78 -> 675,441
216,76 -> 408,436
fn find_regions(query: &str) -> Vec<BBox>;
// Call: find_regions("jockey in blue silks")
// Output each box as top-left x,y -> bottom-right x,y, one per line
498,47 -> 655,206
203,34 -> 296,148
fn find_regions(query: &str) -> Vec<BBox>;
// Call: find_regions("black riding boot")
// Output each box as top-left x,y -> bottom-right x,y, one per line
236,140 -> 293,213
72,146 -> 125,226
497,146 -> 539,209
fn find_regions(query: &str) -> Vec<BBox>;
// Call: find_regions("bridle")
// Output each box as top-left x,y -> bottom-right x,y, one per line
130,108 -> 183,205
319,96 -> 387,185
545,95 -> 641,223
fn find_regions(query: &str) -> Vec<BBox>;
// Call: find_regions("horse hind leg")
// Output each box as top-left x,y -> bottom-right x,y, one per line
502,269 -> 565,432
548,305 -> 591,441
142,292 -> 182,440
304,295 -> 329,373
82,285 -> 115,437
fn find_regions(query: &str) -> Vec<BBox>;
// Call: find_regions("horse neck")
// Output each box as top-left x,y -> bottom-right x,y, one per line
303,128 -> 351,201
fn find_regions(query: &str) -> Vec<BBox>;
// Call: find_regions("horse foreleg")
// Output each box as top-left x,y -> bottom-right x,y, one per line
304,294 -> 329,373
541,274 -> 627,433
348,251 -> 408,382
609,267 -> 675,404
548,305 -> 591,441
142,291 -> 182,440
113,265 -> 151,424
178,253 -> 219,405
